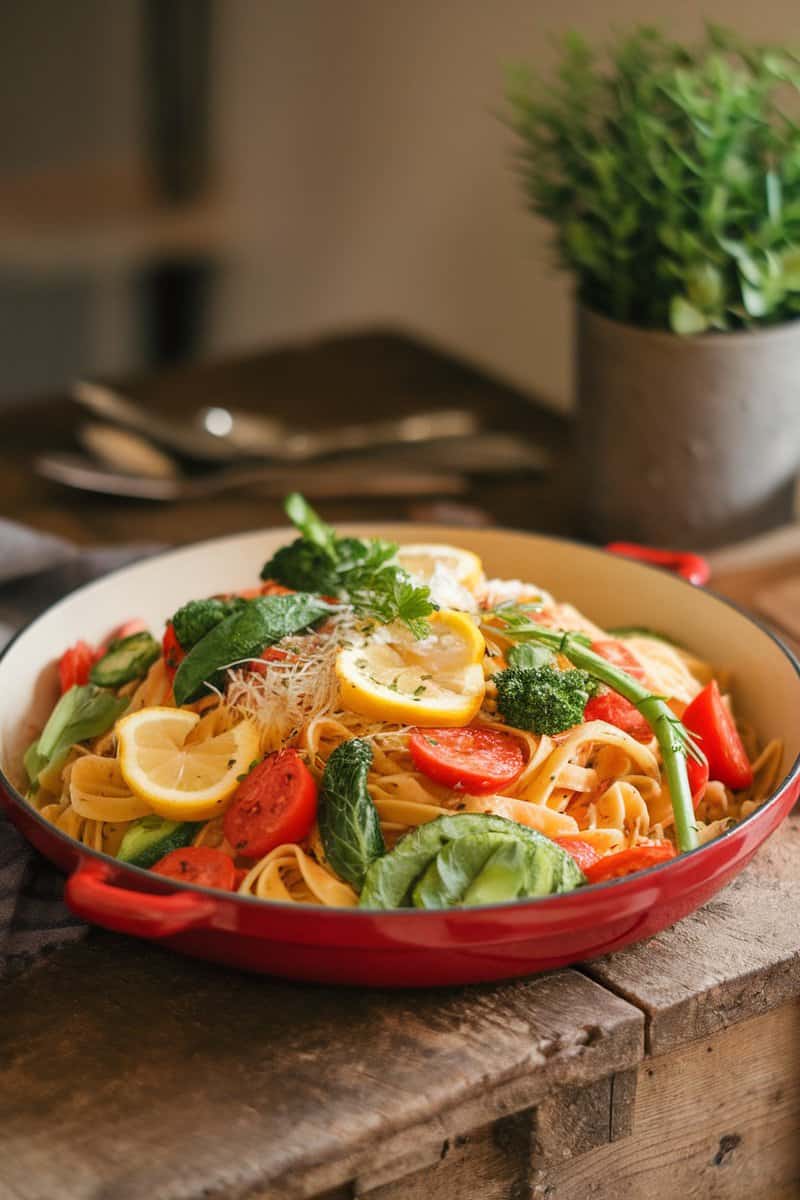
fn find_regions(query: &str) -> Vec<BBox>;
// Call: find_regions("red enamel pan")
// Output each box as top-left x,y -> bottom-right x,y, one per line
1,525 -> 798,987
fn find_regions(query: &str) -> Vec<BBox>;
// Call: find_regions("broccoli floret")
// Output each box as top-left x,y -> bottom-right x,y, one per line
494,665 -> 597,735
171,597 -> 247,651
261,538 -> 340,594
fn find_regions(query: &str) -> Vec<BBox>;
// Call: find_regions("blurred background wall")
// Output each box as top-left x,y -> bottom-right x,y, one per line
1,0 -> 796,409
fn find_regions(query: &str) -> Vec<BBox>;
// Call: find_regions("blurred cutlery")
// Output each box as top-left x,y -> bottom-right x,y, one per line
35,452 -> 468,501
73,380 -> 480,464
197,404 -> 479,460
76,419 -> 549,480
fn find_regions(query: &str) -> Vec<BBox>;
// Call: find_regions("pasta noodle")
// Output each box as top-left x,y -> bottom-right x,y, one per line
22,528 -> 783,909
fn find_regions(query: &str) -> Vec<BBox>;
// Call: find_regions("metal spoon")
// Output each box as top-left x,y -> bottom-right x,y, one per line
73,381 -> 480,464
197,404 -> 480,461
76,419 -> 550,480
35,452 -> 468,501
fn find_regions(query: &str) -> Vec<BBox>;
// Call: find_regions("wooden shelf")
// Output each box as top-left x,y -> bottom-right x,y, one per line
0,162 -> 231,274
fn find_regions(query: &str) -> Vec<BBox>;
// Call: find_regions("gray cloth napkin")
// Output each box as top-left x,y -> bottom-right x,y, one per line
0,519 -> 162,977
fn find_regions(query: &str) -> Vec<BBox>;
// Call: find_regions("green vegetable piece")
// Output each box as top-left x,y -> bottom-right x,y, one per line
411,833 -> 508,909
173,592 -> 334,705
319,738 -> 385,890
23,739 -> 48,789
462,839 -> 540,906
34,684 -> 129,777
117,815 -> 199,869
484,606 -> 702,853
90,632 -> 160,688
495,665 -> 596,735
359,813 -> 585,910
171,597 -> 247,651
262,494 -> 436,637
607,626 -> 681,647
507,642 -> 555,670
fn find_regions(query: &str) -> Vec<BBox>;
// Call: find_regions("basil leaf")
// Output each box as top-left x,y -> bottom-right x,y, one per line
173,592 -> 335,705
319,739 -> 385,890
23,739 -> 48,789
31,684 -> 129,781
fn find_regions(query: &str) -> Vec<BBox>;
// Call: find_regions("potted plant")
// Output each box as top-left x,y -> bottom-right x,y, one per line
506,26 -> 800,546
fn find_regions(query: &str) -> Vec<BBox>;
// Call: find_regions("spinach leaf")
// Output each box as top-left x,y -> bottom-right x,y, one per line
319,739 -> 386,890
26,684 -> 129,785
172,592 -> 335,705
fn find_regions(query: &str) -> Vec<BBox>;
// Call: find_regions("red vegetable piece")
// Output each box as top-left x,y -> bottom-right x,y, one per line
247,646 -> 297,677
590,639 -> 648,683
584,843 -> 676,884
687,754 -> 710,808
151,846 -> 236,890
583,691 -> 652,742
554,836 -> 602,872
223,748 -> 318,859
682,680 -> 753,791
408,727 -> 526,796
162,622 -> 186,680
58,641 -> 96,693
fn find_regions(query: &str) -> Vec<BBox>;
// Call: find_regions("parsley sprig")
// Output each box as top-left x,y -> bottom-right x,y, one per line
486,603 -> 703,852
262,494 -> 436,637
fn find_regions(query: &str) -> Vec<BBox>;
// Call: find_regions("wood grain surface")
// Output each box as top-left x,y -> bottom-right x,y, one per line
0,938 -> 641,1200
585,853 -> 800,1055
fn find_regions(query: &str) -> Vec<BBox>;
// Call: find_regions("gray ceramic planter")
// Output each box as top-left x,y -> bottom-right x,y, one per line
576,305 -> 800,548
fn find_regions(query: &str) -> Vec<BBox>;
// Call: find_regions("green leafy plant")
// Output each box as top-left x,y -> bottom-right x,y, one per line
505,26 -> 800,332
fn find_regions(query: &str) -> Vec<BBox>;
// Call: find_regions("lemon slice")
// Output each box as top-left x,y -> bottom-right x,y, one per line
336,610 -> 486,726
117,707 -> 259,821
396,543 -> 484,593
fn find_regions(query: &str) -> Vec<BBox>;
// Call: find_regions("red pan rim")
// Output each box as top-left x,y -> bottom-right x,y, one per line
1,522 -> 798,918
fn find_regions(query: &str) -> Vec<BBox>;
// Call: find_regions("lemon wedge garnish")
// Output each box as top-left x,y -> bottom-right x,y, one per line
396,543 -> 484,593
336,610 -> 485,726
117,707 -> 259,821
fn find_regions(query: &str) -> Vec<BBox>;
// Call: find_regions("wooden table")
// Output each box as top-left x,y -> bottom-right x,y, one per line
1,331 -> 798,1200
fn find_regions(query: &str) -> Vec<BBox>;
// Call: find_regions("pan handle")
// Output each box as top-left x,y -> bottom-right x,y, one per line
605,541 -> 711,587
65,858 -> 217,938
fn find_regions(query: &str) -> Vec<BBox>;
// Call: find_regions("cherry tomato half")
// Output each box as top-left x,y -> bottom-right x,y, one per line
408,727 -> 526,796
583,640 -> 652,741
682,680 -> 753,791
583,843 -> 676,884
151,846 -> 236,890
590,639 -> 648,683
58,641 -> 96,693
583,691 -> 652,742
223,748 -> 318,859
554,836 -> 602,872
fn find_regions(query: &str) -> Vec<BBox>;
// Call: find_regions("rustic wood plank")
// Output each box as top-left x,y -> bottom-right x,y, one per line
530,1001 -> 800,1200
584,855 -> 800,1055
357,1119 -> 530,1200
0,933 -> 642,1200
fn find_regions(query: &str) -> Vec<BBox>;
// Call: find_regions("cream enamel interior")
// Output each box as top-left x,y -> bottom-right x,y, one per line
2,525 -> 799,810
